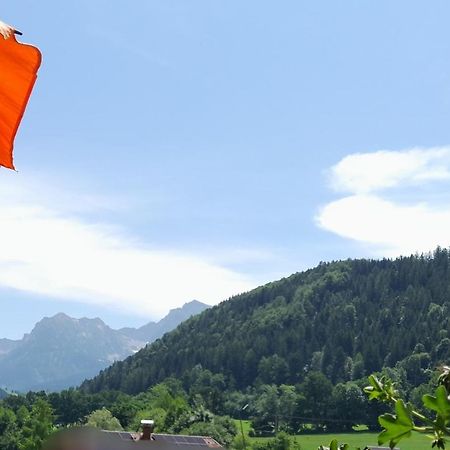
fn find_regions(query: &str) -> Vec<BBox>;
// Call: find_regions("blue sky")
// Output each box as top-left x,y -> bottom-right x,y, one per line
2,1 -> 450,339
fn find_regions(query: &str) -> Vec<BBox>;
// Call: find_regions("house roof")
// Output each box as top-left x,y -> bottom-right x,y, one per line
103,432 -> 222,448
43,428 -> 224,450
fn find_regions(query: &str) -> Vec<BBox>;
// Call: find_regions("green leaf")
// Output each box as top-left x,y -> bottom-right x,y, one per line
378,399 -> 413,449
423,386 -> 450,421
329,439 -> 338,450
364,375 -> 383,400
364,375 -> 398,403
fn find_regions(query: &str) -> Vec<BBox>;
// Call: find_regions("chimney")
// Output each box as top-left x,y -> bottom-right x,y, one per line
140,420 -> 155,441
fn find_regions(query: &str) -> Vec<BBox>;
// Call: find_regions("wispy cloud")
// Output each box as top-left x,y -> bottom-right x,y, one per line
0,174 -> 255,318
317,146 -> 450,256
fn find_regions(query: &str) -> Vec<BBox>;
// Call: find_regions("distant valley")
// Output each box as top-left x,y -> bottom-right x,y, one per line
0,300 -> 209,392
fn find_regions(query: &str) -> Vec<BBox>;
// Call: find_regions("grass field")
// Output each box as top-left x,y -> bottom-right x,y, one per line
273,432 -> 431,450
235,421 -> 432,450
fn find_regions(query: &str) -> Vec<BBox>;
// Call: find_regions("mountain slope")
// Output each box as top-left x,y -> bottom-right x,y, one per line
0,338 -> 20,357
120,300 -> 209,342
81,250 -> 450,395
0,301 -> 209,392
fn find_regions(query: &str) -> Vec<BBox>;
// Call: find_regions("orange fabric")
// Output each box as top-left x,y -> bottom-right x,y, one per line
0,34 -> 41,169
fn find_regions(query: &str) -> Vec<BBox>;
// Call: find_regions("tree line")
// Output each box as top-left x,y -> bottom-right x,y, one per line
0,358 -> 444,449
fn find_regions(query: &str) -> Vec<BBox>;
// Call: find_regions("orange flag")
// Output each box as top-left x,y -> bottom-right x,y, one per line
0,33 -> 41,170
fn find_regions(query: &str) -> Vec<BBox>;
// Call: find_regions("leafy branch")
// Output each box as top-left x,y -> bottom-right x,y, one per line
318,366 -> 450,450
364,366 -> 450,449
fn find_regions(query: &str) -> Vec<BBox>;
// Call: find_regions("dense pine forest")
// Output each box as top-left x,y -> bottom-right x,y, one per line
1,250 -> 450,449
82,249 -> 450,394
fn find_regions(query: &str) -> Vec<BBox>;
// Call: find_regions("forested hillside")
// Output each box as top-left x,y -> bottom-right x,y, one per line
82,249 -> 450,395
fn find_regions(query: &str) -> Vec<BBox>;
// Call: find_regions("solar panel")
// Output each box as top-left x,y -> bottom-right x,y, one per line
204,438 -> 222,448
153,434 -> 222,447
117,432 -> 136,441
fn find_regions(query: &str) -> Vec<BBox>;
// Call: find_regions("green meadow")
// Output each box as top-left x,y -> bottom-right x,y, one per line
237,421 -> 432,450
275,433 -> 431,450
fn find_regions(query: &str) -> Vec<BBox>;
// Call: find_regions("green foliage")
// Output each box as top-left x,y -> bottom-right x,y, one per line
438,366 -> 450,394
378,400 -> 413,448
253,432 -> 302,450
130,407 -> 167,432
317,440 -> 350,450
85,407 -> 123,431
422,386 -> 450,421
0,406 -> 20,450
180,415 -> 237,447
300,372 -> 334,426
0,399 -> 55,450
364,367 -> 450,449
231,434 -> 247,450
331,382 -> 367,432
0,378 -> 237,449
365,375 -> 398,403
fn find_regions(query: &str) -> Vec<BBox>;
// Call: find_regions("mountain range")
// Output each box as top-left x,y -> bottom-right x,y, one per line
0,300 -> 208,392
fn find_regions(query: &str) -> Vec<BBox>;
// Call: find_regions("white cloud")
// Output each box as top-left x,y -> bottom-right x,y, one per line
318,147 -> 450,256
317,194 -> 450,256
329,147 -> 450,194
0,174 -> 256,318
